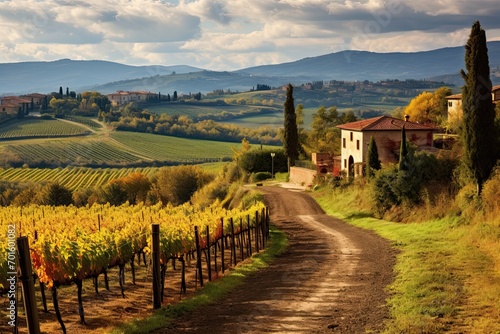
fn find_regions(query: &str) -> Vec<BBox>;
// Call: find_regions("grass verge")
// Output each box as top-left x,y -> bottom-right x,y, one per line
311,186 -> 500,333
109,225 -> 288,334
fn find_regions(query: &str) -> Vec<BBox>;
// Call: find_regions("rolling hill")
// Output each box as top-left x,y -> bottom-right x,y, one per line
0,59 -> 202,95
236,42 -> 500,83
1,42 -> 500,96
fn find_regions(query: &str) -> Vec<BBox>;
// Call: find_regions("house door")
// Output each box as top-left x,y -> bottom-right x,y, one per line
348,156 -> 354,178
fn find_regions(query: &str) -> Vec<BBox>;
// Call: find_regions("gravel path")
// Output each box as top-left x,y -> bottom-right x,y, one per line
158,185 -> 396,333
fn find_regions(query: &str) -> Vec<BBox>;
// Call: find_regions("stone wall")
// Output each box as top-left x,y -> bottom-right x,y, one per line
289,167 -> 316,187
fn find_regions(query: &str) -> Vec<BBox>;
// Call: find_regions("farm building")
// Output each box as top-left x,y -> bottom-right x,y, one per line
107,91 -> 157,106
336,115 -> 437,177
445,85 -> 500,124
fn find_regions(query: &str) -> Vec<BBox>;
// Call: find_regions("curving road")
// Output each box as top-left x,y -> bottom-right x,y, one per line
158,185 -> 395,333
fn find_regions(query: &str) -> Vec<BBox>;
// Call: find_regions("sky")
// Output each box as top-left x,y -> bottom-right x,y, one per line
1,0 -> 500,71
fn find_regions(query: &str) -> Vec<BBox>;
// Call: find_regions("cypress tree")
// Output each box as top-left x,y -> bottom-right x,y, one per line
460,21 -> 496,195
399,125 -> 408,171
366,136 -> 381,177
283,84 -> 299,169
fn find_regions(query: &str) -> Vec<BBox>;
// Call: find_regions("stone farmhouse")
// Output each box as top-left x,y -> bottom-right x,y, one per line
0,93 -> 47,118
289,115 -> 437,186
336,115 -> 436,177
445,85 -> 500,124
107,91 -> 157,106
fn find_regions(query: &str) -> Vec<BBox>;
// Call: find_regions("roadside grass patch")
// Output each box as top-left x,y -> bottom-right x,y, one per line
312,186 -> 500,333
109,226 -> 288,334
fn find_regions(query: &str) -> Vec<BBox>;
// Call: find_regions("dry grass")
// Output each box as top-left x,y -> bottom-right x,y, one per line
312,175 -> 500,333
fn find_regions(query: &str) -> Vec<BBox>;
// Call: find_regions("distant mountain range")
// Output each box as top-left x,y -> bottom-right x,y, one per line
1,42 -> 500,96
0,59 -> 202,95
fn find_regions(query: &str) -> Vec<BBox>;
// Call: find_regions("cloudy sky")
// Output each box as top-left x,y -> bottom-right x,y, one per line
1,0 -> 499,71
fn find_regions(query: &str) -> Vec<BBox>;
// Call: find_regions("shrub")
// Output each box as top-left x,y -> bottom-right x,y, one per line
454,183 -> 480,219
39,182 -> 73,206
482,167 -> 500,213
237,149 -> 287,174
371,151 -> 456,217
152,165 -> 214,206
250,172 -> 272,183
191,177 -> 229,209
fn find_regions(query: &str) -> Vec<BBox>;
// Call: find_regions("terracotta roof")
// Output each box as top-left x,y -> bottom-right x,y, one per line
21,93 -> 46,98
446,85 -> 500,99
337,115 -> 436,131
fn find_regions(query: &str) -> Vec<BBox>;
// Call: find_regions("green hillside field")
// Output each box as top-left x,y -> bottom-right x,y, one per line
0,117 -> 91,139
0,123 -> 279,168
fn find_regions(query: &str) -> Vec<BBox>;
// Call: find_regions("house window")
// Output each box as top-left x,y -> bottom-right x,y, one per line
350,132 -> 353,141
448,101 -> 453,107
344,159 -> 347,168
343,138 -> 346,148
356,140 -> 360,150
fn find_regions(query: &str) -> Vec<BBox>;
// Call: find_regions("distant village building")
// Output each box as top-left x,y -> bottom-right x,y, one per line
336,115 -> 436,177
445,85 -> 500,123
107,90 -> 157,106
0,96 -> 32,120
21,93 -> 46,107
0,93 -> 49,119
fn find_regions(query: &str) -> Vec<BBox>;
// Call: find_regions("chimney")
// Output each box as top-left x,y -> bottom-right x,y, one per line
404,114 -> 410,122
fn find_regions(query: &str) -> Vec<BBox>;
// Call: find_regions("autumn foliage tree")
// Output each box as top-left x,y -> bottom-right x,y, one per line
306,106 -> 357,156
402,87 -> 451,126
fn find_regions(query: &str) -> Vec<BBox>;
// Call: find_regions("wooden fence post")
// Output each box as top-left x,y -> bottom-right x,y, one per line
17,236 -> 41,334
255,211 -> 259,253
261,208 -> 266,246
152,224 -> 161,309
206,225 -> 212,282
220,218 -> 225,273
266,206 -> 270,238
247,215 -> 252,256
194,226 -> 204,287
230,218 -> 237,266
239,218 -> 244,262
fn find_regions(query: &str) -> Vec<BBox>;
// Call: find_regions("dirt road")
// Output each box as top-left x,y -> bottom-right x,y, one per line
160,185 -> 396,333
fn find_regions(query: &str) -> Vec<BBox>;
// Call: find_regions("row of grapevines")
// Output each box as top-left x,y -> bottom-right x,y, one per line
0,201 -> 265,290
0,167 -> 158,190
0,118 -> 90,139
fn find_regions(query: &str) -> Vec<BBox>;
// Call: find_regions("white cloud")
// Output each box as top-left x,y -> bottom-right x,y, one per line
0,0 -> 499,70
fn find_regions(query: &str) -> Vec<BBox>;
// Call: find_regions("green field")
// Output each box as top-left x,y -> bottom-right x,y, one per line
0,167 -> 158,190
3,138 -> 141,167
110,131 -> 243,161
0,118 -> 90,139
220,113 -> 283,128
64,115 -> 103,129
110,132 -> 280,162
0,129 -> 278,167
145,103 -> 265,118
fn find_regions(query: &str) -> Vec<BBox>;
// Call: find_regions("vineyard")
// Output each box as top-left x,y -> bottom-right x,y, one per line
63,116 -> 103,130
4,139 -> 142,167
0,118 -> 90,140
0,167 -> 160,191
0,131 -> 256,168
0,201 -> 269,333
109,132 -> 243,162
